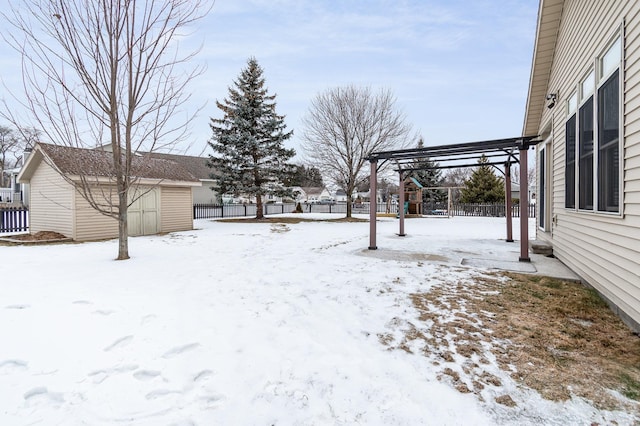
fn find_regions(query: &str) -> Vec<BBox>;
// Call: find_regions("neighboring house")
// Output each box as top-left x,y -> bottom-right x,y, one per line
301,186 -> 332,203
510,183 -> 521,202
1,148 -> 31,206
17,143 -> 201,241
524,0 -> 640,329
146,152 -> 218,204
334,189 -> 348,202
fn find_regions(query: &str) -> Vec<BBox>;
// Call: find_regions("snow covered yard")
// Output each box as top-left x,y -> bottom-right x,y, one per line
1,215 -> 637,425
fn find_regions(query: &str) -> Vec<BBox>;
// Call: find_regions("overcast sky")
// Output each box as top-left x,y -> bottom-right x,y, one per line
0,0 -> 539,160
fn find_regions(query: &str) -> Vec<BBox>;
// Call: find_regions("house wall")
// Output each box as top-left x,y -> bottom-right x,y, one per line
29,160 -> 74,237
74,186 -> 119,241
192,180 -> 218,204
160,186 -> 194,233
537,0 -> 640,328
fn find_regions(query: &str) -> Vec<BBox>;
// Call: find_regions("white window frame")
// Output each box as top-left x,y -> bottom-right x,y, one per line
594,34 -> 623,215
568,31 -> 623,216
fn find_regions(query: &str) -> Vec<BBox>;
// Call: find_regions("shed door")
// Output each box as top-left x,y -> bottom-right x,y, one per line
128,188 -> 159,236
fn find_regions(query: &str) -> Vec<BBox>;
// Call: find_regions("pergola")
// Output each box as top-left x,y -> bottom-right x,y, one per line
367,136 -> 540,261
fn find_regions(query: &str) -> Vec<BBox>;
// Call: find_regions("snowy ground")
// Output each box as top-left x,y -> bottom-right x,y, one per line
1,215 -> 637,425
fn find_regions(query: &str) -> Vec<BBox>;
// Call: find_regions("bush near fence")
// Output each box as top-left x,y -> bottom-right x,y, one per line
193,202 -> 535,220
0,207 -> 29,233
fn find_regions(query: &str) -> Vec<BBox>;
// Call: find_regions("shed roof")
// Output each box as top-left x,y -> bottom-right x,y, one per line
19,143 -> 199,183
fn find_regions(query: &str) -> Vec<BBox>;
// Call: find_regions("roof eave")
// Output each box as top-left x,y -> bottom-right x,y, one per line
522,0 -> 564,137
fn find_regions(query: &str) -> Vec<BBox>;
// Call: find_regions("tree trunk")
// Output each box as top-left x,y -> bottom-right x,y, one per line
117,187 -> 129,260
346,187 -> 354,218
256,194 -> 264,219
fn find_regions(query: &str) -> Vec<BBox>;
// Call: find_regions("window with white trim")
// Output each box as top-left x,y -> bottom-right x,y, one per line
597,39 -> 621,212
565,36 -> 622,214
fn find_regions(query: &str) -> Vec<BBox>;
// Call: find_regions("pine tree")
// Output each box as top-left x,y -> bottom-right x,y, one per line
411,137 -> 445,204
460,155 -> 505,203
285,164 -> 324,187
208,58 -> 295,219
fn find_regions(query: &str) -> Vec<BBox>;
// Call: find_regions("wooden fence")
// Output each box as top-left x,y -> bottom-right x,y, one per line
194,202 -> 536,219
0,207 -> 29,233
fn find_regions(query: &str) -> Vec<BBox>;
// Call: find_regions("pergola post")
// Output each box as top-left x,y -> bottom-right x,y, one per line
398,171 -> 405,236
505,163 -> 514,242
519,143 -> 530,261
369,160 -> 377,250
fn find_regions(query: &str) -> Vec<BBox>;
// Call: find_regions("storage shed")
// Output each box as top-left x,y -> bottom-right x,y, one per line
18,143 -> 201,241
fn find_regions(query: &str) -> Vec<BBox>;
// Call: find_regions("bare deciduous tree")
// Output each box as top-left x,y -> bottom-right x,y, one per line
1,0 -> 211,259
0,125 -> 19,188
0,125 -> 40,188
302,85 -> 411,217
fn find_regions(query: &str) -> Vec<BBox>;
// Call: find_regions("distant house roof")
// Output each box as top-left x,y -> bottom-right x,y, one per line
302,186 -> 324,196
145,152 -> 216,181
19,143 -> 198,183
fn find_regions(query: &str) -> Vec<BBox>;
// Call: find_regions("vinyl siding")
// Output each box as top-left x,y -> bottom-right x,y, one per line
160,187 -> 193,233
192,180 -> 217,204
28,160 -> 73,237
536,0 -> 640,328
74,186 -> 119,241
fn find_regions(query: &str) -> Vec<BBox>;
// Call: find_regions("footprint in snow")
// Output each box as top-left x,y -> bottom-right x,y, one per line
72,300 -> 92,305
193,369 -> 214,383
133,370 -> 162,381
88,364 -> 139,384
141,314 -> 157,325
4,304 -> 30,310
103,335 -> 133,352
0,359 -> 28,373
23,386 -> 65,405
93,309 -> 115,316
199,394 -> 225,409
162,343 -> 200,359
145,389 -> 182,400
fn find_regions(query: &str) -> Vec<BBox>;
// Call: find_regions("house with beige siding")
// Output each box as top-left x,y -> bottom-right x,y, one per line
18,143 -> 201,241
146,152 -> 219,204
524,0 -> 640,330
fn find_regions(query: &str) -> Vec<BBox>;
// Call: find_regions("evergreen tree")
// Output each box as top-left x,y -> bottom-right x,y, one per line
460,155 -> 505,203
285,164 -> 324,187
208,58 -> 295,219
411,137 -> 445,204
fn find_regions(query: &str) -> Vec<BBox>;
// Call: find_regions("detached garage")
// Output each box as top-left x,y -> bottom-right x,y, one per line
18,143 -> 201,241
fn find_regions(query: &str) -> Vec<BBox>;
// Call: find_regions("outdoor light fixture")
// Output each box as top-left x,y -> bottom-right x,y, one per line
546,93 -> 557,109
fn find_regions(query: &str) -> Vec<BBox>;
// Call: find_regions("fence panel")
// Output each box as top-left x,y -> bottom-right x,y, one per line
0,207 -> 29,233
194,202 -> 538,219
193,202 -> 395,219
449,203 -> 536,218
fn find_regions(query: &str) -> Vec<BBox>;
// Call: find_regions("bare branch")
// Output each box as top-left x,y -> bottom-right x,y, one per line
301,85 -> 412,217
1,0 -> 212,259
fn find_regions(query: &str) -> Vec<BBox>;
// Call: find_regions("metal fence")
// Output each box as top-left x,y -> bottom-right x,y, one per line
450,202 -> 536,218
194,202 -> 536,219
0,207 -> 29,234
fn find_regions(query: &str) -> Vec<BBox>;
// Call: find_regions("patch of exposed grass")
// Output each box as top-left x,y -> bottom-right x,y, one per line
380,271 -> 640,411
621,372 -> 640,400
